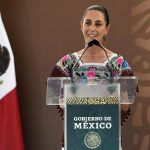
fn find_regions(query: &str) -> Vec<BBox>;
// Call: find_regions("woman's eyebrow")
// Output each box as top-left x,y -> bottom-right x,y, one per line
95,20 -> 103,23
84,19 -> 104,23
85,19 -> 91,21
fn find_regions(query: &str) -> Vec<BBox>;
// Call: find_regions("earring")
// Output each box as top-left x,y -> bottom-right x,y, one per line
103,35 -> 107,41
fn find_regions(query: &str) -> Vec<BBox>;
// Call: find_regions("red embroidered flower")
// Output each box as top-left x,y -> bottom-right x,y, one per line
87,67 -> 96,77
117,57 -> 123,65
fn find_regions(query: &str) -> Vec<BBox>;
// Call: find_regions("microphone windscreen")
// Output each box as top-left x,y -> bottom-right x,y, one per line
87,39 -> 100,48
93,39 -> 100,46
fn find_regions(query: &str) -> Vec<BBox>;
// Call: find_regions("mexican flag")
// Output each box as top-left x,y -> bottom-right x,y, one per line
0,14 -> 24,150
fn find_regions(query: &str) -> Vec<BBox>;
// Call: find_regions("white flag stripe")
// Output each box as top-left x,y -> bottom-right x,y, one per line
0,14 -> 16,100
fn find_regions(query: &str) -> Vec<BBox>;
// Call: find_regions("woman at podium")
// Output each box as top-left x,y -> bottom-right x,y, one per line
51,4 -> 136,149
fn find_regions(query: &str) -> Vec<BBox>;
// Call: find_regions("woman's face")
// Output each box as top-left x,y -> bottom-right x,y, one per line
81,10 -> 110,45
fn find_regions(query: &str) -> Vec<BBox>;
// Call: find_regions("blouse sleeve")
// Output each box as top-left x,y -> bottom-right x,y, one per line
50,54 -> 73,77
121,57 -> 139,125
50,54 -> 73,120
111,55 -> 139,125
111,55 -> 132,77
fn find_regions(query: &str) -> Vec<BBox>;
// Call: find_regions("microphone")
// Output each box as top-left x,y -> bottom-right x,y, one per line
87,39 -> 100,47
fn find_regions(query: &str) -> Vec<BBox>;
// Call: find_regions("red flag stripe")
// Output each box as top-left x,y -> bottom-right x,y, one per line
0,88 -> 24,150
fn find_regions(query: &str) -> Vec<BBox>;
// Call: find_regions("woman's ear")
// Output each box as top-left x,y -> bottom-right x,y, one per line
80,20 -> 83,32
106,24 -> 110,34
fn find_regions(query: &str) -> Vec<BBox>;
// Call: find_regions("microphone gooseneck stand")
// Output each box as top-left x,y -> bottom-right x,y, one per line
72,39 -> 112,73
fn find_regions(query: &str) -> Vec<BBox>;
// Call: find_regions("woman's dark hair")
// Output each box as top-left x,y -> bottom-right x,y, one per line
82,5 -> 110,27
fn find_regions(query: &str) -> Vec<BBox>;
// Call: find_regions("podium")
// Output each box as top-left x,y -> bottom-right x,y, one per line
46,77 -> 138,150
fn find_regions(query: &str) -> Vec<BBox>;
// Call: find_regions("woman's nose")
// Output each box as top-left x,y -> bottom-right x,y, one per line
89,24 -> 96,31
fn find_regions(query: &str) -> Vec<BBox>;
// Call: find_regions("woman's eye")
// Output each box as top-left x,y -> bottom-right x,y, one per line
85,22 -> 91,25
95,23 -> 102,27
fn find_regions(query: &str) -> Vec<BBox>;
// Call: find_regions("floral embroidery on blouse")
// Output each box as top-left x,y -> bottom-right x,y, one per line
55,52 -> 131,78
117,56 -> 123,65
87,67 -> 96,78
